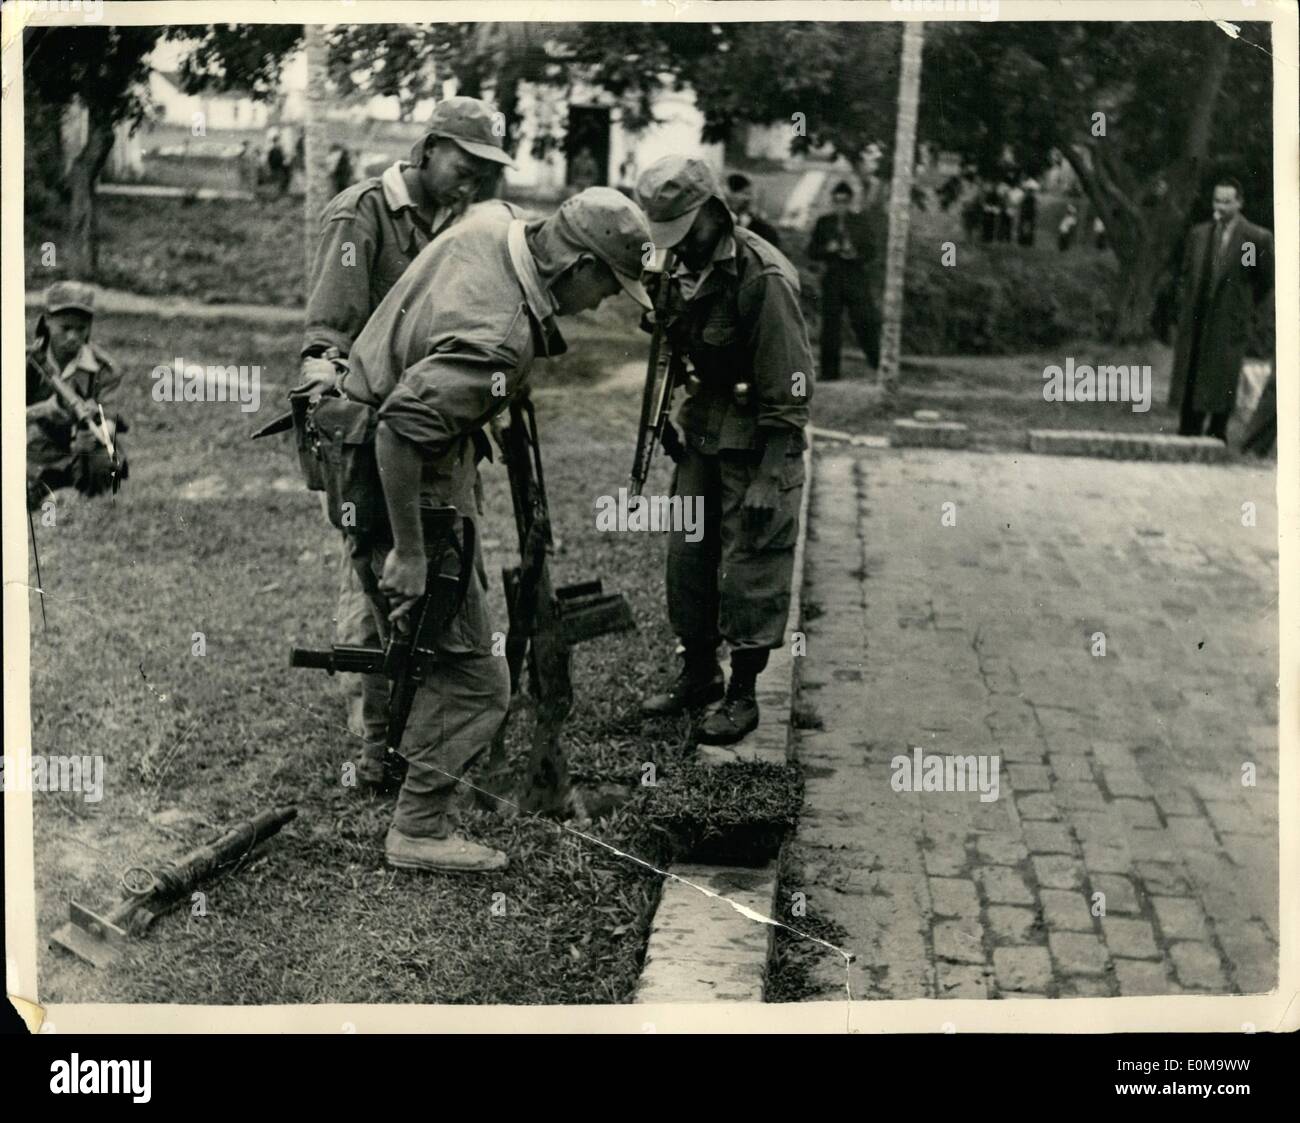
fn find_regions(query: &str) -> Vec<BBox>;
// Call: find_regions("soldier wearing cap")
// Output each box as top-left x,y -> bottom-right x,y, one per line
26,281 -> 128,510
338,187 -> 652,872
635,155 -> 813,745
299,96 -> 514,790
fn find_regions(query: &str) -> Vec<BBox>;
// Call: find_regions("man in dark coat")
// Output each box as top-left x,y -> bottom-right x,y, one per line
1169,177 -> 1275,440
725,173 -> 782,250
808,180 -> 882,380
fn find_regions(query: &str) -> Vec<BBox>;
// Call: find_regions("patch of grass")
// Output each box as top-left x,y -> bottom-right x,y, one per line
765,847 -> 852,1004
28,194 -> 307,307
29,310 -> 694,1005
640,761 -> 804,867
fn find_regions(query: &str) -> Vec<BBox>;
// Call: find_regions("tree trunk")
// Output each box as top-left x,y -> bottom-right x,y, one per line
64,100 -> 116,279
877,21 -> 924,389
1064,24 -> 1230,343
303,24 -> 334,294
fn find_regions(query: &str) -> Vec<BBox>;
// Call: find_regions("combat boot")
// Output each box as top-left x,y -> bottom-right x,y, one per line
385,827 -> 508,873
640,654 -> 725,719
696,678 -> 760,745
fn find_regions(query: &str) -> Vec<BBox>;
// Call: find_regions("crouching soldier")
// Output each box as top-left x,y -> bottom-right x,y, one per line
27,281 -> 128,511
300,96 -> 513,789
635,156 -> 813,746
335,188 -> 652,872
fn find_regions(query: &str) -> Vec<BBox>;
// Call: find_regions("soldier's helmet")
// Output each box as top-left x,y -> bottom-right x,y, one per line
410,96 -> 516,169
44,280 -> 96,318
636,156 -> 726,250
552,186 -> 653,310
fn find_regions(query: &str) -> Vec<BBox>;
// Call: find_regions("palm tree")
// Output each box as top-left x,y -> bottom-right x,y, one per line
878,21 -> 924,390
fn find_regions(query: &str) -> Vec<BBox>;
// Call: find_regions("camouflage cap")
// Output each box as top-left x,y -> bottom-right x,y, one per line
553,187 -> 653,310
636,155 -> 724,249
44,280 -> 96,317
410,96 -> 515,169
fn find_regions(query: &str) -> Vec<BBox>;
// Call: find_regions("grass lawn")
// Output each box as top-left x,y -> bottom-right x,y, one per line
26,305 -> 710,1006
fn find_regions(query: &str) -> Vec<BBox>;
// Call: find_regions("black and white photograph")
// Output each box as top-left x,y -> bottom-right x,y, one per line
3,0 -> 1296,1040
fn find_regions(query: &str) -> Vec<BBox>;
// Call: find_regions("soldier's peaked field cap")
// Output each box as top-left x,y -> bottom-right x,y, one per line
636,155 -> 724,248
410,96 -> 515,168
556,187 -> 653,310
44,280 -> 96,316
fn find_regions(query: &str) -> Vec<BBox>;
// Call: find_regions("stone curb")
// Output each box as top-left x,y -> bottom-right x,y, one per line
635,435 -> 814,1003
891,418 -> 971,449
1028,429 -> 1229,462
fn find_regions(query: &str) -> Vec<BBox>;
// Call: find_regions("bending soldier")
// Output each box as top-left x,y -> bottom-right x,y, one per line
337,188 -> 652,872
635,156 -> 814,745
299,97 -> 512,789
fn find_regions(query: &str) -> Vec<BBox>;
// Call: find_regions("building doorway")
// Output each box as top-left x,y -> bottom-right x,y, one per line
565,105 -> 610,190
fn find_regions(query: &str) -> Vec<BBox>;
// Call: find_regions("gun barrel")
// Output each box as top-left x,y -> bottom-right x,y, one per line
290,644 -> 385,675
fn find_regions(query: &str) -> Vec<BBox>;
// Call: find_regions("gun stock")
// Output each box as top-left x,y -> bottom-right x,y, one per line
494,397 -> 635,815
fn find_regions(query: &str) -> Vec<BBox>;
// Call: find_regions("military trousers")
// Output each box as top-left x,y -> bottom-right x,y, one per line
354,527 -> 510,838
335,529 -> 391,753
667,442 -> 804,653
819,265 -> 880,379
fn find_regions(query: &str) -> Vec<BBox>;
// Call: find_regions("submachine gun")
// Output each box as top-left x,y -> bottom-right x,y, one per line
488,392 -> 636,815
289,504 -> 475,756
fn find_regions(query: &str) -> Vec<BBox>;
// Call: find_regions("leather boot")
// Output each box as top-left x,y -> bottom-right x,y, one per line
639,650 -> 724,719
697,678 -> 760,744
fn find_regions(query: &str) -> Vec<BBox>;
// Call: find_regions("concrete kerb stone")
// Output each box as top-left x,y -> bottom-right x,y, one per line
635,435 -> 814,1003
1027,429 -> 1229,463
891,418 -> 971,449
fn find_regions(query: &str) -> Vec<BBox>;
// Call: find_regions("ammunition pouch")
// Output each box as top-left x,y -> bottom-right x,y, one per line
310,395 -> 388,541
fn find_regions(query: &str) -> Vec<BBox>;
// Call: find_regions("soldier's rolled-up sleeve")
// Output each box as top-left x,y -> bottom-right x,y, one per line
303,204 -> 378,357
744,272 -> 814,431
378,347 -> 524,455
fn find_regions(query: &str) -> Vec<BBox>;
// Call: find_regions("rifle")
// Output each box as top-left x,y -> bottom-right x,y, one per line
489,393 -> 636,814
50,806 -> 297,969
288,503 -> 474,755
46,360 -> 123,495
629,249 -> 685,497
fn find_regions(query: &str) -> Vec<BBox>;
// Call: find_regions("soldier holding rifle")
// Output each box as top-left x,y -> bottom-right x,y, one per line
26,281 -> 128,511
635,156 -> 813,746
297,189 -> 651,873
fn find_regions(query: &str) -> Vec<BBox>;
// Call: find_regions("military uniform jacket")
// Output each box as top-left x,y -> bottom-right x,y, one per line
343,200 -> 562,513
670,225 -> 813,454
303,163 -> 461,357
26,338 -> 120,436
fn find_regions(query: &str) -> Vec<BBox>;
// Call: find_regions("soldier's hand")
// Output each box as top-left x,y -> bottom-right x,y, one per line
742,475 -> 780,528
660,423 -> 685,464
379,549 -> 427,625
296,356 -> 342,398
